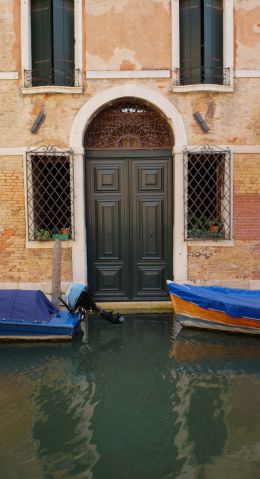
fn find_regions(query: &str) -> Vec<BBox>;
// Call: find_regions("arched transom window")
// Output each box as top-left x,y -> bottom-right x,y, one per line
84,99 -> 174,150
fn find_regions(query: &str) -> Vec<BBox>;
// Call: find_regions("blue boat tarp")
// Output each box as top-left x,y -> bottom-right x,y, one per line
66,283 -> 85,309
167,282 -> 260,320
0,290 -> 58,324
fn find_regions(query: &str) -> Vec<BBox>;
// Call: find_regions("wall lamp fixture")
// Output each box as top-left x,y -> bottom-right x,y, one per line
31,111 -> 46,134
193,111 -> 209,133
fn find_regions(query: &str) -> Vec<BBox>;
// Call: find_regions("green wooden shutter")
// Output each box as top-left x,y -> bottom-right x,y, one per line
53,0 -> 75,86
204,0 -> 223,84
179,0 -> 201,85
31,0 -> 53,86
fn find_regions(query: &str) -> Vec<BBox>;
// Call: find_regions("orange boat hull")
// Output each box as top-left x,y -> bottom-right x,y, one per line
169,293 -> 260,335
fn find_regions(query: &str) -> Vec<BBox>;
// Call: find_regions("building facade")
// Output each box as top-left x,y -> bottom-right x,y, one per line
0,0 -> 259,301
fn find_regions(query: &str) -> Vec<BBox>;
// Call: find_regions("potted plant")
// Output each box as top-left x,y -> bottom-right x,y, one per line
208,219 -> 224,237
188,215 -> 209,239
52,227 -> 70,240
34,229 -> 51,241
188,225 -> 202,239
60,227 -> 70,235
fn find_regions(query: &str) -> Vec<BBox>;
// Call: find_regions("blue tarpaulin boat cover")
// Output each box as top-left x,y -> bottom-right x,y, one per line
0,290 -> 58,324
167,282 -> 260,320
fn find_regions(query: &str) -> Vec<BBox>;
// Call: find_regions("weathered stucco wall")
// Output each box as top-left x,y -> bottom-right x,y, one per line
85,0 -> 171,70
0,77 -> 259,148
172,78 -> 260,145
235,0 -> 260,69
0,0 -> 259,150
0,0 -> 20,71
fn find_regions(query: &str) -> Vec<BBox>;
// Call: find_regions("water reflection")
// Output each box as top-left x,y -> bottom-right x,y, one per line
170,325 -> 260,479
0,316 -> 259,479
88,317 -> 175,479
0,341 -> 100,479
171,325 -> 260,365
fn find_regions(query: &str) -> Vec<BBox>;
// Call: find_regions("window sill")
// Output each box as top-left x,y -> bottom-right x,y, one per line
26,240 -> 74,249
187,239 -> 234,247
20,85 -> 83,95
173,84 -> 233,93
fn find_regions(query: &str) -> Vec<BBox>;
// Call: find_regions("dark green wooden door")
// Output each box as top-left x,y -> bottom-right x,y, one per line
86,150 -> 173,301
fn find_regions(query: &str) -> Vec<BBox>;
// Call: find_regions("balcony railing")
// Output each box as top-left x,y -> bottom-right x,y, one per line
24,68 -> 81,88
175,67 -> 230,86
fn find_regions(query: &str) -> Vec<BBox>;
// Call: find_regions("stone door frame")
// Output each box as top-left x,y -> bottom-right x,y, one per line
70,84 -> 188,285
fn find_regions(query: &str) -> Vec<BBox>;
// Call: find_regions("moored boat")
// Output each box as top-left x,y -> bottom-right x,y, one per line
167,281 -> 260,335
0,290 -> 81,341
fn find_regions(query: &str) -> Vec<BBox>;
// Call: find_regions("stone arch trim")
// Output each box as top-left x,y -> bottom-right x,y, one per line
70,84 -> 187,151
70,84 -> 188,286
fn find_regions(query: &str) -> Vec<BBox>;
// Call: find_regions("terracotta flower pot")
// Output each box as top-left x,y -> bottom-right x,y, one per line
210,225 -> 219,233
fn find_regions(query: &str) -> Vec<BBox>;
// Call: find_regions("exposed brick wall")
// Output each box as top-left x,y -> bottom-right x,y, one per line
0,157 -> 72,284
233,154 -> 260,240
234,154 -> 260,194
233,195 -> 260,240
188,240 -> 260,281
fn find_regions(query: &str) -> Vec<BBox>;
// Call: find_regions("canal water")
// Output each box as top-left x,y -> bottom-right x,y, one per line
0,314 -> 260,479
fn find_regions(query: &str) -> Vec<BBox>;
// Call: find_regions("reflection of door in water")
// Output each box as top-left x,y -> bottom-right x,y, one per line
86,150 -> 173,301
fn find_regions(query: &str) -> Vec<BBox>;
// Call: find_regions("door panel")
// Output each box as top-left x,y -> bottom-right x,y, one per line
95,264 -> 124,293
87,159 -> 129,300
96,199 -> 121,259
137,199 -> 163,259
86,152 -> 172,301
131,158 -> 171,299
94,165 -> 120,192
138,165 -> 164,191
136,265 -> 166,295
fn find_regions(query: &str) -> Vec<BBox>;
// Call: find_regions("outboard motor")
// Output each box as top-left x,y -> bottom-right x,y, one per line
60,284 -> 124,324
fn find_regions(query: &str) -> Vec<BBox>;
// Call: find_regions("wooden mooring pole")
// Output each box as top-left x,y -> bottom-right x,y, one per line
51,239 -> 62,307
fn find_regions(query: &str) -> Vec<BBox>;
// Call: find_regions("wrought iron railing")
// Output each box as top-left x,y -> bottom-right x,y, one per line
26,146 -> 74,241
24,68 -> 81,88
176,67 -> 230,86
184,145 -> 231,241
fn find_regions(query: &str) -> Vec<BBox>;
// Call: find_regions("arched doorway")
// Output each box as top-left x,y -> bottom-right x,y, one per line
84,98 -> 174,301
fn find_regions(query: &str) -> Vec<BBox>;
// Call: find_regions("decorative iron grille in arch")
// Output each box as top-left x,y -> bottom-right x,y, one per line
84,99 -> 174,149
184,145 -> 231,240
26,146 -> 74,241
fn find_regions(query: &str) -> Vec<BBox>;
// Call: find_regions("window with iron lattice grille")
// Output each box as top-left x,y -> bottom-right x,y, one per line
184,146 -> 231,240
26,147 -> 74,241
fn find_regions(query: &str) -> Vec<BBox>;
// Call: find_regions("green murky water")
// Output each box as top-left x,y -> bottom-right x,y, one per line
0,314 -> 260,479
